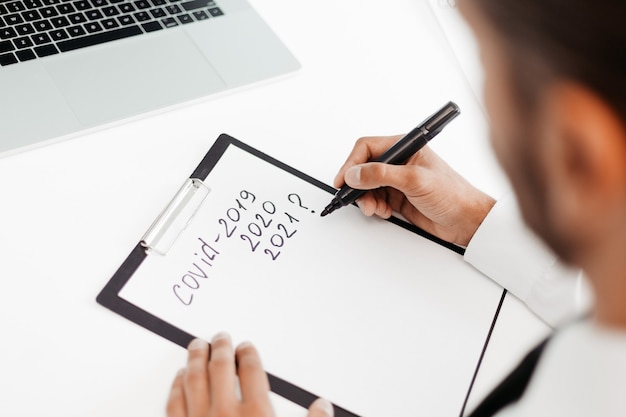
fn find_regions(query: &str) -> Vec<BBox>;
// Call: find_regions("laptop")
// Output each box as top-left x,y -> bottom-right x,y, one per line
0,0 -> 300,155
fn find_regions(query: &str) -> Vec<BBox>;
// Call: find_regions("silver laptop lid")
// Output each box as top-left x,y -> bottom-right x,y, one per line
0,0 -> 300,155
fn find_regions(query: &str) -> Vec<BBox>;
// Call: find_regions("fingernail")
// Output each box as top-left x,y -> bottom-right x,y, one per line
237,340 -> 253,350
345,166 -> 361,187
356,199 -> 364,211
188,338 -> 209,351
176,368 -> 186,377
313,398 -> 334,417
211,332 -> 230,343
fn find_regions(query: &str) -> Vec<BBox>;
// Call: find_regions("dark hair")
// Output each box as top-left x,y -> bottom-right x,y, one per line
473,0 -> 626,121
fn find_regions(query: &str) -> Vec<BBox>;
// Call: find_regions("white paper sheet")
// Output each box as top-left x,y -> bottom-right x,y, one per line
119,143 -> 503,417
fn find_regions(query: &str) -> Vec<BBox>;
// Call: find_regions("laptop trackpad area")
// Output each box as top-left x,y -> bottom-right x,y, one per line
43,30 -> 226,127
0,61 -> 81,152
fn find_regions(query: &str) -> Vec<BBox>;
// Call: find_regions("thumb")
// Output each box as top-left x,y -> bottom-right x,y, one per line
307,398 -> 334,417
345,162 -> 415,192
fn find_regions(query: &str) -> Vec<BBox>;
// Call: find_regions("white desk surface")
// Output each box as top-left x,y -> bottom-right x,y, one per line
0,1 -> 549,416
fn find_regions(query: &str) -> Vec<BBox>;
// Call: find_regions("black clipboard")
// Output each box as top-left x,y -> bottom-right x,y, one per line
97,134 -> 495,417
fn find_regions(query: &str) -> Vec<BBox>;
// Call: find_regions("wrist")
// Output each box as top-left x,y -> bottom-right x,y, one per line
457,191 -> 496,247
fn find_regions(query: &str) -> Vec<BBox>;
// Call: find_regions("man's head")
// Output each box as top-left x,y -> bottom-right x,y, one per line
459,0 -> 626,278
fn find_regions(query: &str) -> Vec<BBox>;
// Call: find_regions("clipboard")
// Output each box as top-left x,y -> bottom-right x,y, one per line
97,134 -> 502,417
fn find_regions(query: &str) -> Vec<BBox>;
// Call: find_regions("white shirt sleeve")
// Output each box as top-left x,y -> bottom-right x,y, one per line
463,195 -> 593,328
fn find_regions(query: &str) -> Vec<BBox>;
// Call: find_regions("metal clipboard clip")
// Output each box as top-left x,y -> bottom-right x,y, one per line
141,178 -> 210,255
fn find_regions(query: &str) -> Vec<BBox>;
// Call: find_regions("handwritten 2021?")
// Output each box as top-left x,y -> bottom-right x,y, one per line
172,190 -> 315,306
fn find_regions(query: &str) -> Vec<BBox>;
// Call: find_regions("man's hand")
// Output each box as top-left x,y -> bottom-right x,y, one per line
335,135 -> 495,246
167,333 -> 334,417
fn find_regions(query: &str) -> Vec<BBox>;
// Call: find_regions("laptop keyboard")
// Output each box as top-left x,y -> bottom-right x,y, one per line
0,0 -> 224,66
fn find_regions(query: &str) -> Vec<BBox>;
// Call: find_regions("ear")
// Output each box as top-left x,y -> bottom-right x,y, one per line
540,82 -> 626,243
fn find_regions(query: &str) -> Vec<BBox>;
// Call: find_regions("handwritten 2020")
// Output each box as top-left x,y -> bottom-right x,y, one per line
172,189 -> 315,306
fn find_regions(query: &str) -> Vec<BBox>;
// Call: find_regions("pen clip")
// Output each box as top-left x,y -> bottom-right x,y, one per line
424,101 -> 460,135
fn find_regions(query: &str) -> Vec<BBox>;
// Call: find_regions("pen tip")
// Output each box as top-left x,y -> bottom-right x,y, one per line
321,200 -> 341,217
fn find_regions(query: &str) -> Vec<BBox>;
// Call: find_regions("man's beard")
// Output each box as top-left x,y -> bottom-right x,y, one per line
499,128 -> 580,266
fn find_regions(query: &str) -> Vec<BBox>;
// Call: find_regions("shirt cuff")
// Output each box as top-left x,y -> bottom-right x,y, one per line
464,195 -> 592,327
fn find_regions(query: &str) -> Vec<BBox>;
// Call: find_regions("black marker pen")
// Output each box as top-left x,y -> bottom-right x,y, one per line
320,101 -> 461,217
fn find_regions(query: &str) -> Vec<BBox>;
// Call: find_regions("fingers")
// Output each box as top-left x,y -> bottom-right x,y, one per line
170,334 -> 273,417
333,135 -> 403,188
307,398 -> 335,417
334,136 -> 417,219
236,341 -> 271,404
183,338 -> 211,416
355,191 -> 393,218
208,333 -> 237,407
345,162 -> 422,193
345,162 -> 425,219
167,369 -> 187,417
